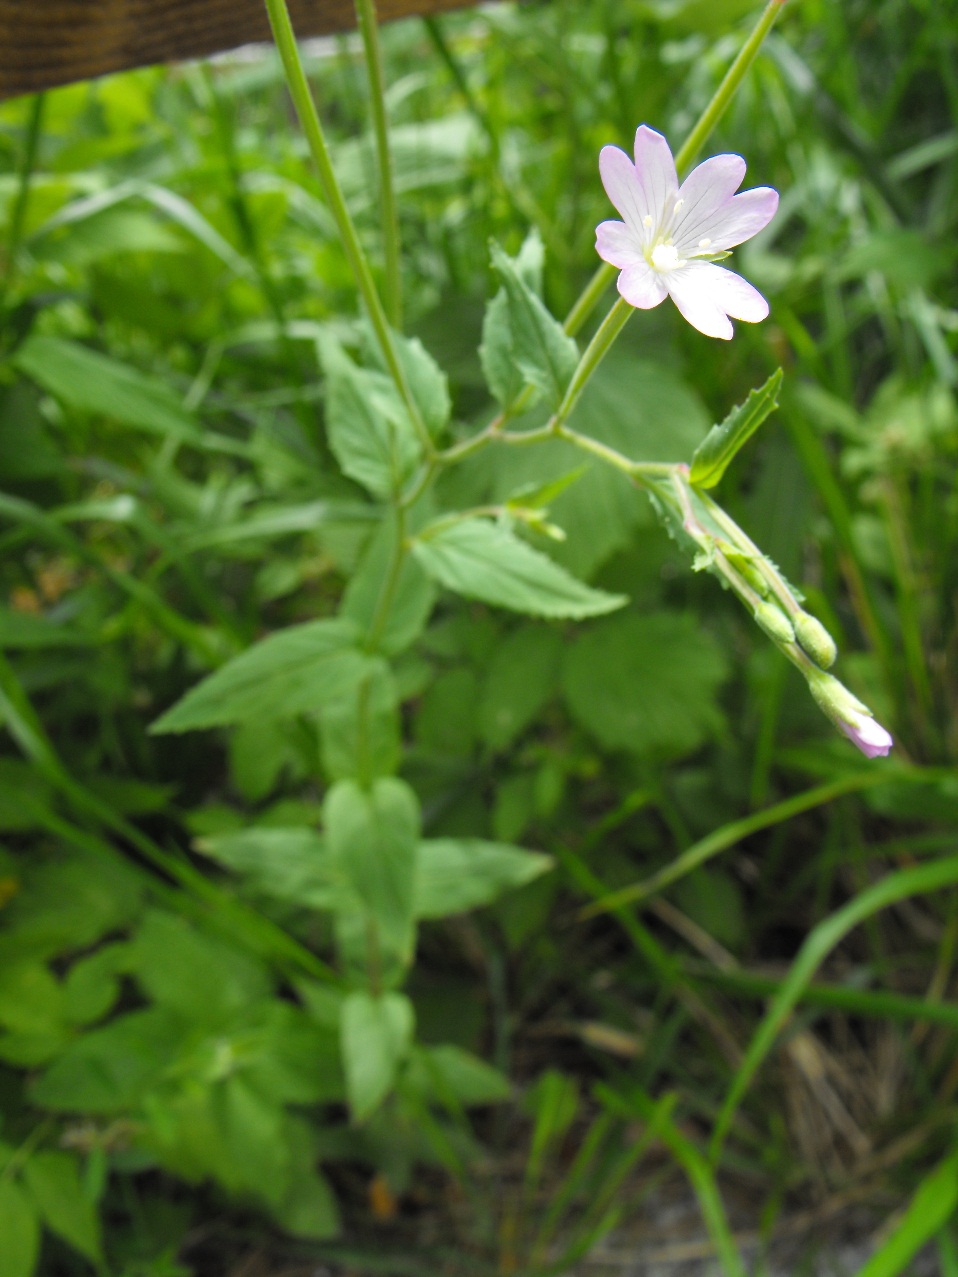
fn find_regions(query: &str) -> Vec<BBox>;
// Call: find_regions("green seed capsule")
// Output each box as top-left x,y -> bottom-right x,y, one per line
754,601 -> 795,646
794,612 -> 838,669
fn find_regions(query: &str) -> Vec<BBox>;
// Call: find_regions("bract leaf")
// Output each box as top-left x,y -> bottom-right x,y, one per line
689,368 -> 783,489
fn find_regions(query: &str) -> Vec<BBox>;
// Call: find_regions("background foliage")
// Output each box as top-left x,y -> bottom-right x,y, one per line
1,0 -> 957,1273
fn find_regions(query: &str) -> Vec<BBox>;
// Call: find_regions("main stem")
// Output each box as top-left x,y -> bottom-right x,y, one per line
354,0 -> 402,328
263,0 -> 431,453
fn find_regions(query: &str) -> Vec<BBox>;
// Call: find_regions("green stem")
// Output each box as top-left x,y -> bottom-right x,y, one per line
552,296 -> 632,425
1,92 -> 44,311
262,0 -> 431,454
673,0 -> 785,173
355,0 -> 402,328
365,504 -> 409,649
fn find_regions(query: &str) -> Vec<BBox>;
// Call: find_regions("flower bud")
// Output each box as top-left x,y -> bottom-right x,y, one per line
794,611 -> 838,669
753,601 -> 795,646
807,670 -> 893,758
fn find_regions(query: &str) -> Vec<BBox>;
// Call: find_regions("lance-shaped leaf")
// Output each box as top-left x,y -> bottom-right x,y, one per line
689,368 -> 783,489
480,231 -> 546,409
320,338 -> 422,499
340,990 -> 415,1122
483,239 -> 579,410
415,839 -> 553,918
412,517 -> 626,619
151,619 -> 379,733
324,778 -> 420,966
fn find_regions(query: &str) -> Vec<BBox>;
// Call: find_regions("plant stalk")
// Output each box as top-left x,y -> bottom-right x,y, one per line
262,0 -> 432,453
355,0 -> 402,327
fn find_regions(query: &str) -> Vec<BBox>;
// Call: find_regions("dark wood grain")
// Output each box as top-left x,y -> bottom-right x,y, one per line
0,0 -> 472,100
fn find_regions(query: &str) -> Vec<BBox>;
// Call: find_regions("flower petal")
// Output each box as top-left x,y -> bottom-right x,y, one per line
632,125 -> 678,230
599,145 -> 651,241
670,154 -> 746,251
665,261 -> 769,338
691,262 -> 770,322
665,266 -> 734,340
616,259 -> 669,310
595,219 -> 645,270
683,186 -> 780,252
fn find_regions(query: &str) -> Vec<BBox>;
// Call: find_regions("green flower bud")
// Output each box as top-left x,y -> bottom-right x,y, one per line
794,612 -> 838,669
807,670 -> 893,758
753,601 -> 795,646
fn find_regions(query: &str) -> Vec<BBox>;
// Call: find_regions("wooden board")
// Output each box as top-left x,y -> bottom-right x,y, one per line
0,0 -> 472,101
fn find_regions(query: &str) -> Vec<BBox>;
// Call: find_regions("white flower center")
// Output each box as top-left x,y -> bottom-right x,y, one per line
650,242 -> 682,273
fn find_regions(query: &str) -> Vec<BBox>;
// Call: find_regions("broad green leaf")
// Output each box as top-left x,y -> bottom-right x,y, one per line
325,778 -> 420,965
340,990 -> 415,1121
321,338 -> 422,498
319,666 -> 401,783
62,945 -> 127,1026
480,230 -> 546,408
478,626 -> 563,749
404,1044 -> 511,1106
562,611 -> 729,758
31,1008 -> 184,1112
852,1147 -> 958,1277
151,619 -> 379,733
415,839 -> 553,917
213,1076 -> 289,1206
483,239 -> 579,409
13,335 -> 201,444
22,1152 -> 102,1263
413,666 -> 479,758
342,513 -> 437,655
689,369 -> 783,489
0,1179 -> 39,1277
196,827 -> 340,909
0,963 -> 62,1035
273,1167 -> 341,1239
412,518 -> 626,618
126,910 -> 271,1024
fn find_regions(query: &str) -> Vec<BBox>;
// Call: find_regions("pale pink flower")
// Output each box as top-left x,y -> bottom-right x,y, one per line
595,125 -> 779,340
838,709 -> 894,759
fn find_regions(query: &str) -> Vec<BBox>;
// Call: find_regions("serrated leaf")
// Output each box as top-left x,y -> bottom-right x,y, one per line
483,239 -> 579,409
415,839 -> 553,917
689,368 -> 783,489
394,332 -> 451,439
325,778 -> 420,966
321,338 -> 422,498
22,1152 -> 102,1264
151,619 -> 379,733
0,1179 -> 40,1277
340,990 -> 415,1121
479,231 -> 546,408
412,518 -> 626,618
562,611 -> 729,758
